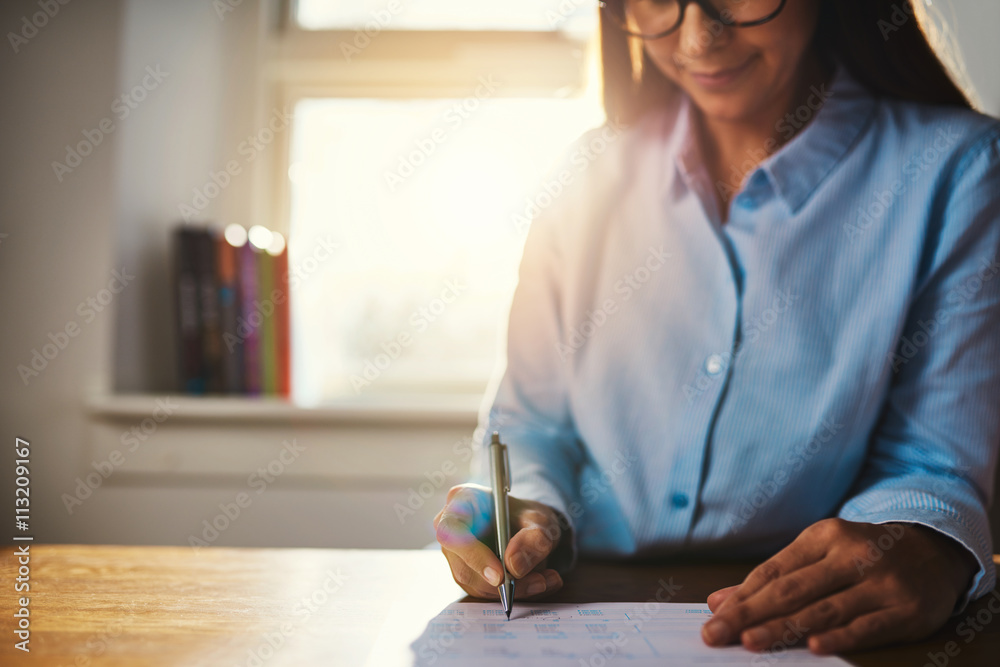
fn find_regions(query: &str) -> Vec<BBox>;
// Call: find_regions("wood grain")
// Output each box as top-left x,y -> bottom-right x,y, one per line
1,546 -> 997,666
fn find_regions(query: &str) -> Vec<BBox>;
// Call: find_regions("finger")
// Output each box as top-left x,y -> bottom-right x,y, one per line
716,530 -> 828,613
444,554 -> 565,601
515,569 -> 564,599
707,585 -> 740,612
506,506 -> 560,579
543,569 -> 564,594
505,524 -> 556,578
436,487 -> 494,542
451,560 -> 563,602
441,548 -> 501,599
436,505 -> 504,587
738,582 -> 886,652
514,506 -> 562,545
705,559 -> 856,646
806,607 -> 913,655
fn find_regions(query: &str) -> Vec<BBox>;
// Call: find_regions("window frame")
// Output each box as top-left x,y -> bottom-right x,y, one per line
263,0 -> 597,235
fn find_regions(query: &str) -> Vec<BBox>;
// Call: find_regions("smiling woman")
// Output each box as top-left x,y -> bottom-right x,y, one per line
601,0 -> 972,127
433,0 -> 1000,658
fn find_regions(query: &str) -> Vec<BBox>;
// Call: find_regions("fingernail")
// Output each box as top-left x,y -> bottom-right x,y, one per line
544,571 -> 561,588
511,553 -> 529,578
526,580 -> 545,595
703,620 -> 731,645
483,567 -> 501,586
744,627 -> 769,649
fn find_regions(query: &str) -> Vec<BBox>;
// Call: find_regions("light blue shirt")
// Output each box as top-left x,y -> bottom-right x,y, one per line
473,62 -> 1000,612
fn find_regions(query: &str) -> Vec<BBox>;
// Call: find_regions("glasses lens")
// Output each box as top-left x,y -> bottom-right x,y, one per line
715,0 -> 783,23
623,0 -> 680,36
618,0 -> 783,36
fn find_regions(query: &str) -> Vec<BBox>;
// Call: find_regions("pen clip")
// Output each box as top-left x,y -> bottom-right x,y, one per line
502,441 -> 510,492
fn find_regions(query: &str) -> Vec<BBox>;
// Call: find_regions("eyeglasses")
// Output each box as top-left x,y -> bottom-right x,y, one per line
599,0 -> 787,40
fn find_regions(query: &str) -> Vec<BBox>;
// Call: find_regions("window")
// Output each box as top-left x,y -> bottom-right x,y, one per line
267,2 -> 604,404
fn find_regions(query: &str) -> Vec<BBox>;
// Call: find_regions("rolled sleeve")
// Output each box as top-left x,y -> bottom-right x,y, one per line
468,171 -> 592,575
838,128 -> 1000,614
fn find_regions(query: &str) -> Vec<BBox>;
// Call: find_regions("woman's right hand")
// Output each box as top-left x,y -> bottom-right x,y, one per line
434,483 -> 566,600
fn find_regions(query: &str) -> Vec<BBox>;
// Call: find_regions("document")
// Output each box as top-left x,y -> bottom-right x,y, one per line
408,602 -> 852,666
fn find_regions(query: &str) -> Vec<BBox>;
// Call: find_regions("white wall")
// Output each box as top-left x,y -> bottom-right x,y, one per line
0,0 -> 997,550
0,0 -> 123,542
943,0 -> 1000,114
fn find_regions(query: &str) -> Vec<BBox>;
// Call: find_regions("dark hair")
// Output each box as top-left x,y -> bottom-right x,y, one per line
600,0 -> 974,127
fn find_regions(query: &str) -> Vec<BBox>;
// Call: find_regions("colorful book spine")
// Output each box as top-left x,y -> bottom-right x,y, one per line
257,249 -> 278,395
195,229 -> 223,394
238,242 -> 262,395
216,234 -> 244,394
173,222 -> 294,397
173,227 -> 204,394
273,248 -> 291,397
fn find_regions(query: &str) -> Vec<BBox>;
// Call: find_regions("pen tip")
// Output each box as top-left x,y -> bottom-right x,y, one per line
506,610 -> 511,620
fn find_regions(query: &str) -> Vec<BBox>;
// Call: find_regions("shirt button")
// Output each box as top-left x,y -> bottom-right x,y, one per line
705,354 -> 725,375
670,493 -> 689,509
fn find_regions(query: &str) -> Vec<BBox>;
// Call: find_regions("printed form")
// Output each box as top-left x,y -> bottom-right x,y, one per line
408,602 -> 852,666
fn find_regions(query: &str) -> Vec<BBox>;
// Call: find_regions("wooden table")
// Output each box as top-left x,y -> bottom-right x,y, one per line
2,545 -> 998,665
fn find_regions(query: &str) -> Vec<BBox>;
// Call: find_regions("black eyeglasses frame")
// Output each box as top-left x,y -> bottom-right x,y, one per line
598,0 -> 788,40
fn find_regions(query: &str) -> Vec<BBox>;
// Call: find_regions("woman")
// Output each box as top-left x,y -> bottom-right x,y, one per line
435,0 -> 1000,655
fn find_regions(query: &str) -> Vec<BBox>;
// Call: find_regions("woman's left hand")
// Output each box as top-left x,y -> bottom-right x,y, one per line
701,518 -> 978,655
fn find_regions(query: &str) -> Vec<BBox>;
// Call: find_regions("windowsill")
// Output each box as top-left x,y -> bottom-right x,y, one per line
83,392 -> 482,483
85,391 -> 484,426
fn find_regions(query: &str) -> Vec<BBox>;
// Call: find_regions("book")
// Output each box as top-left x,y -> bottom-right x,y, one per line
216,233 -> 244,394
257,248 -> 277,395
273,248 -> 291,397
195,229 -> 223,393
238,242 -> 262,395
173,227 -> 204,394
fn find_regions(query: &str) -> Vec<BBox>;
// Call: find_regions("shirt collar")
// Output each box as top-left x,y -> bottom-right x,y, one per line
669,60 -> 877,214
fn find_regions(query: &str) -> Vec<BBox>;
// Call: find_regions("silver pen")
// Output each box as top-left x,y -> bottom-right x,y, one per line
489,431 -> 514,620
